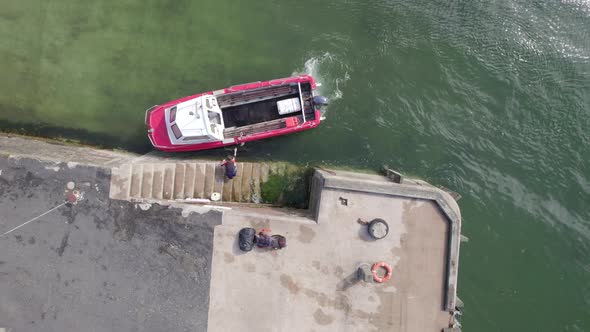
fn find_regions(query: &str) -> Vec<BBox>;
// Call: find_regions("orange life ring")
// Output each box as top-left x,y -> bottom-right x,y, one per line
371,262 -> 392,283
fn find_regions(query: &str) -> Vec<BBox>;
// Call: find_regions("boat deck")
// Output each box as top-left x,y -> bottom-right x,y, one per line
219,82 -> 316,136
221,95 -> 300,128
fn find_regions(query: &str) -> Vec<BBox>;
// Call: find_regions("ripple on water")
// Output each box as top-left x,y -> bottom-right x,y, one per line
292,51 -> 351,116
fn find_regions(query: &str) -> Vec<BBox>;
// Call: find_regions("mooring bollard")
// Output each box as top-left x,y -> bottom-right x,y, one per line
357,263 -> 373,283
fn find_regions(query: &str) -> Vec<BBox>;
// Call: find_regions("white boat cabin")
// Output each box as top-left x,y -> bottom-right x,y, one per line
165,95 -> 225,144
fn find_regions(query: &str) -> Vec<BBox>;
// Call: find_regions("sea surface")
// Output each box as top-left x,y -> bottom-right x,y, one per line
1,0 -> 589,330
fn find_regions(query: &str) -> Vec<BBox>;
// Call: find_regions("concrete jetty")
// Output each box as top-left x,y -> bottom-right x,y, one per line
208,169 -> 462,331
0,134 -> 463,331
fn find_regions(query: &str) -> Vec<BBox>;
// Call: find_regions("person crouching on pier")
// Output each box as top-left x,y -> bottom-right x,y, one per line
221,147 -> 238,179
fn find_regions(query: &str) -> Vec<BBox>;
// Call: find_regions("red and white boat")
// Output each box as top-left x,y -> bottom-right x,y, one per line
145,75 -> 328,152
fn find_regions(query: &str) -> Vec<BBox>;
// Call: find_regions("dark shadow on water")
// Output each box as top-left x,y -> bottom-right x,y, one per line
0,119 -> 152,153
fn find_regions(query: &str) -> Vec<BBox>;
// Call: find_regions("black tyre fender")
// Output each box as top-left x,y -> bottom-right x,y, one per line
239,228 -> 256,251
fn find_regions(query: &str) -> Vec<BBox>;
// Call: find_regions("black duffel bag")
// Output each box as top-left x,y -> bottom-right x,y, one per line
239,228 -> 256,252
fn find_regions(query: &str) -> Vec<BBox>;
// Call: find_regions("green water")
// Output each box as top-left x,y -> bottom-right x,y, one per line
1,0 -> 589,330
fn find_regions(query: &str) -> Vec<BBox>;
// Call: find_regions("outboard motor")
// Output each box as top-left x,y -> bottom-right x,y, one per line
313,95 -> 329,107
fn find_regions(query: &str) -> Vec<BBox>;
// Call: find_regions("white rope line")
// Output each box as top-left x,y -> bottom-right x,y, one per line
1,202 -> 67,237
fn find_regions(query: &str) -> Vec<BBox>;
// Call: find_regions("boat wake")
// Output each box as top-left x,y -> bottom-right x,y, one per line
292,52 -> 350,116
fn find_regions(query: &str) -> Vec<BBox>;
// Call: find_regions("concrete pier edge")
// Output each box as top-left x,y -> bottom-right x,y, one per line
1,133 -> 462,319
311,169 -> 462,312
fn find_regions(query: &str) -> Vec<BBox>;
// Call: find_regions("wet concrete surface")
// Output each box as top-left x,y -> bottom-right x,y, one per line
0,156 -> 221,332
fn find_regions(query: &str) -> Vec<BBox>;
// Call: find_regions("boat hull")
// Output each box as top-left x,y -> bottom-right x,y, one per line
146,75 -> 322,152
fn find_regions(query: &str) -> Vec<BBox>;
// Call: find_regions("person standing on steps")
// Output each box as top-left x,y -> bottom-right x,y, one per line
221,147 -> 238,179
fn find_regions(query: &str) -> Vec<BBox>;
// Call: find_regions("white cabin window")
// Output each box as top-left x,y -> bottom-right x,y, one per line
169,107 -> 177,122
171,124 -> 182,139
208,111 -> 221,125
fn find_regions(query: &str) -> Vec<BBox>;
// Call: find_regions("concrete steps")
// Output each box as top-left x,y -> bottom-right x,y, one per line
110,161 -> 276,203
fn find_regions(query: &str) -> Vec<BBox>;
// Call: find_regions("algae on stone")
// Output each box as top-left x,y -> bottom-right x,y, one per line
260,166 -> 313,209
